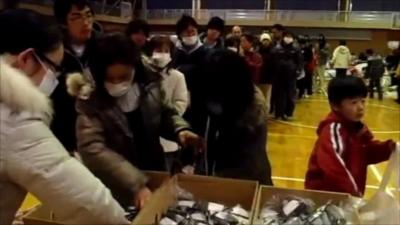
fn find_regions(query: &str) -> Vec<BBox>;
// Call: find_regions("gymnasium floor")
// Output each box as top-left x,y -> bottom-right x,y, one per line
20,94 -> 400,211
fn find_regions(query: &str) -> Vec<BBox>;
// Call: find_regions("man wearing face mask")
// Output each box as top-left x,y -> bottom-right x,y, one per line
172,15 -> 209,171
0,9 -> 130,225
51,0 -> 101,153
173,15 -> 209,136
271,32 -> 304,121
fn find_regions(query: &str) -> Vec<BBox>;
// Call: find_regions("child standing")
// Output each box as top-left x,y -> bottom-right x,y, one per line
305,76 -> 396,197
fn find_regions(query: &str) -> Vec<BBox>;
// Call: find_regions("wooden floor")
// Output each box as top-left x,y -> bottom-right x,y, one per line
20,94 -> 400,211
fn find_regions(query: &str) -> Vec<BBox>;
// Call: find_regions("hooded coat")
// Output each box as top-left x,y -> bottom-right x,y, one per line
305,112 -> 395,197
69,68 -> 191,206
332,45 -> 351,69
0,58 -> 129,225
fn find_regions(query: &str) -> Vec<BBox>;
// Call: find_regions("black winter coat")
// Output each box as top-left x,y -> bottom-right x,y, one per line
270,44 -> 304,81
173,42 -> 209,135
50,30 -> 100,152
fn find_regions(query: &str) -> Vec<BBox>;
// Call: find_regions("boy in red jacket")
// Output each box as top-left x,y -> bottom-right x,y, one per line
305,76 -> 396,197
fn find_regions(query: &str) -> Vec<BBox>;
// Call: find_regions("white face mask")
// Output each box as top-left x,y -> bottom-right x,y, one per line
38,69 -> 59,96
227,47 -> 238,53
105,70 -> 135,97
151,52 -> 171,68
182,35 -> 198,46
35,55 -> 59,96
284,37 -> 294,44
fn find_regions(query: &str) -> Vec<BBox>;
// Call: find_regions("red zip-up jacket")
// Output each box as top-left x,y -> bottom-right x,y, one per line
244,51 -> 263,84
305,112 -> 395,197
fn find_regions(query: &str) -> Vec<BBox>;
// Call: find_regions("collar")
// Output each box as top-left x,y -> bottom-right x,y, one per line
176,39 -> 203,54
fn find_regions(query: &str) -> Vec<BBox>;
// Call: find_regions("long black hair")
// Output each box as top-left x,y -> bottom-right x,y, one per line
88,32 -> 145,99
205,49 -> 255,119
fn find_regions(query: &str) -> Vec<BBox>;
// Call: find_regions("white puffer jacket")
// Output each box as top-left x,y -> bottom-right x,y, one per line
0,58 -> 129,225
332,45 -> 351,69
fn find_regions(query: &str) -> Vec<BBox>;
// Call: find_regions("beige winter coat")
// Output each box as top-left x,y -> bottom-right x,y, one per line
0,58 -> 129,225
332,45 -> 351,69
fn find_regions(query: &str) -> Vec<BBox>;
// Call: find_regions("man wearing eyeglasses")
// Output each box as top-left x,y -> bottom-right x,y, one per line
51,0 -> 101,153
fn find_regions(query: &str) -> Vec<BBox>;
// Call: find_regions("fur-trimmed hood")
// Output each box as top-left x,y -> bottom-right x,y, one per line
66,72 -> 94,100
0,57 -> 52,116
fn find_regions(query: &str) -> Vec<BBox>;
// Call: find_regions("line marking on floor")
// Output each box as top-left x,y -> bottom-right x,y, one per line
269,120 -> 400,134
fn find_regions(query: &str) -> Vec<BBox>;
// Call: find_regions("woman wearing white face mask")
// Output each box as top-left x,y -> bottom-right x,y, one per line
0,9 -> 129,225
70,33 -> 204,208
142,35 -> 189,172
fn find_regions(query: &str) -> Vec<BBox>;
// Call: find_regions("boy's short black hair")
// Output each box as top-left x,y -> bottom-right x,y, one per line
53,0 -> 93,24
328,76 -> 368,105
176,14 -> 198,36
0,9 -> 62,55
126,19 -> 150,37
207,16 -> 225,33
272,24 -> 285,31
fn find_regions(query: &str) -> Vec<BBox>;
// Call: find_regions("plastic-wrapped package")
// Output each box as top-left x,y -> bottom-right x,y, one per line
258,196 -> 348,225
159,187 -> 250,225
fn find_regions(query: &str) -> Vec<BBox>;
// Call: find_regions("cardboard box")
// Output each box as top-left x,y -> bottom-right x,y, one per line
133,174 -> 259,225
23,171 -> 170,225
254,186 -> 360,224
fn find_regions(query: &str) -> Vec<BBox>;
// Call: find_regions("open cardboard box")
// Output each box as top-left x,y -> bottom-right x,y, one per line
133,174 -> 259,225
254,186 -> 361,224
23,171 -> 170,225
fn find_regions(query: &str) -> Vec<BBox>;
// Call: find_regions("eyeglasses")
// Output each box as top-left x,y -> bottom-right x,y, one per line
36,52 -> 63,73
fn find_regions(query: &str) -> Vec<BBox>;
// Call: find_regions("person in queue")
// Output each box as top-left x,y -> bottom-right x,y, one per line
51,0 -> 100,153
240,33 -> 263,84
203,50 -> 273,185
259,33 -> 274,116
271,32 -> 303,121
199,16 -> 225,50
225,35 -> 241,54
0,9 -> 129,225
230,25 -> 243,38
70,33 -> 203,207
316,34 -> 330,94
173,14 -> 208,135
142,35 -> 189,171
271,24 -> 285,48
126,19 -> 151,54
298,35 -> 314,98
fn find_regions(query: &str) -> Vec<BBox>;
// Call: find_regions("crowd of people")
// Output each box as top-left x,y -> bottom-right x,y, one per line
0,0 -> 399,224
